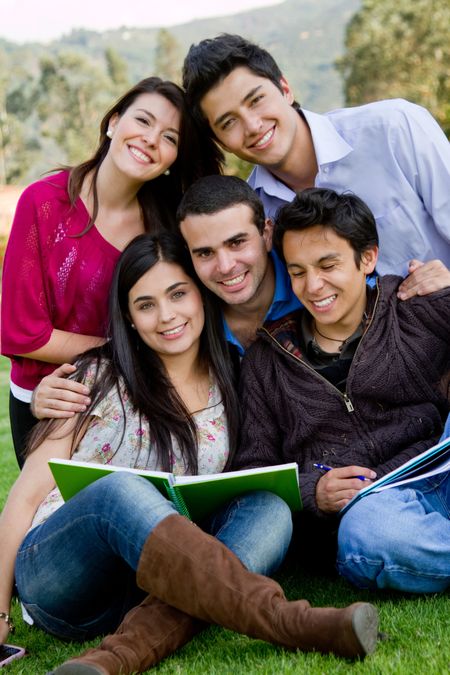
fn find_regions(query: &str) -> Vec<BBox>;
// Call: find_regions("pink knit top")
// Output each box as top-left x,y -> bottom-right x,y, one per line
1,171 -> 121,394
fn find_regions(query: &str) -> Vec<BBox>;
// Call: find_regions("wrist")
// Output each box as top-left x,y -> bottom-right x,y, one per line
0,612 -> 14,633
30,388 -> 37,417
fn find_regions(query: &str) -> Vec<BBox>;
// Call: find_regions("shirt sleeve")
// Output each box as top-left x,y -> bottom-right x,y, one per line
395,101 -> 450,246
1,183 -> 54,357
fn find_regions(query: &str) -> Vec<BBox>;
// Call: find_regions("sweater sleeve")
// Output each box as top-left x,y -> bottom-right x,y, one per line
232,345 -> 285,470
370,284 -> 450,478
234,343 -> 334,518
1,183 -> 54,357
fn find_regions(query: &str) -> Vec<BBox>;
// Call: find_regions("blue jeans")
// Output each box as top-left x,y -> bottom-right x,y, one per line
337,417 -> 450,593
15,472 -> 292,640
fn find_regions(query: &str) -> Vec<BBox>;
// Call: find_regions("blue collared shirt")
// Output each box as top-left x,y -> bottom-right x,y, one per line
248,99 -> 450,277
223,249 -> 301,355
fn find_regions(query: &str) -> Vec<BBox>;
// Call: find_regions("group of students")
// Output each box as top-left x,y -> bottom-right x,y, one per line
0,33 -> 449,675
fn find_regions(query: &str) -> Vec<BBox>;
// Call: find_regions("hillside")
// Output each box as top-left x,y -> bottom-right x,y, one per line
1,0 -> 361,112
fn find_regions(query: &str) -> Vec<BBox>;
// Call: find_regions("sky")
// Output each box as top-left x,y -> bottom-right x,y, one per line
0,0 -> 283,43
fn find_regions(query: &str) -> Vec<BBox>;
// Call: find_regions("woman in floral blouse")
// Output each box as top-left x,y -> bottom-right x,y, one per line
0,232 -> 378,674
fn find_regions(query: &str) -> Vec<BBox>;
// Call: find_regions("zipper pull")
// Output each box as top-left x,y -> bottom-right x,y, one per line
343,393 -> 354,412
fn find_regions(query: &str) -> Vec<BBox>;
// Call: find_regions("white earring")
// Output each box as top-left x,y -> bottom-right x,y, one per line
164,169 -> 170,176
106,129 -> 113,139
130,323 -> 136,329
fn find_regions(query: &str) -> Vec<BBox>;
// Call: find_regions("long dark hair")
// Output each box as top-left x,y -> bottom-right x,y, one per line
68,77 -> 222,234
28,232 -> 239,474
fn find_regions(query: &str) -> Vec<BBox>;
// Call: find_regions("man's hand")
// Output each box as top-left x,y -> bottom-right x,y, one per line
31,364 -> 91,419
397,259 -> 450,300
315,466 -> 376,513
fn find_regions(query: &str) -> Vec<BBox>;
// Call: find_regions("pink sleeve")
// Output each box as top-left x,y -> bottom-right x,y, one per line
1,183 -> 54,357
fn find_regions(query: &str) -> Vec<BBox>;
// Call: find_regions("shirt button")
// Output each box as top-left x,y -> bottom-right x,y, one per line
323,167 -> 329,173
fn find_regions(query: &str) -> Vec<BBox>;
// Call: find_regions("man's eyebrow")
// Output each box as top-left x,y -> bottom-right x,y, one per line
191,232 -> 248,255
286,253 -> 341,269
214,85 -> 263,127
135,108 -> 179,135
224,232 -> 248,244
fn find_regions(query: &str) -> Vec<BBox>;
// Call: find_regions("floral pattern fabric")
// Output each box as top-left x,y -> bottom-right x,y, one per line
31,363 -> 229,528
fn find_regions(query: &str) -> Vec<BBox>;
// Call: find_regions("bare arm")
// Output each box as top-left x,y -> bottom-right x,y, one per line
31,364 -> 91,420
20,328 -> 106,365
397,259 -> 450,300
0,419 -> 78,644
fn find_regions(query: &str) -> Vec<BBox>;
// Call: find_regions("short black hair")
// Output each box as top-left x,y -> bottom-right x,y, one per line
274,188 -> 379,267
176,174 -> 266,234
182,33 -> 299,137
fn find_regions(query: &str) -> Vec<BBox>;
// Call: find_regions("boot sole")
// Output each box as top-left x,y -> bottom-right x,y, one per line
47,665 -> 105,675
351,603 -> 379,655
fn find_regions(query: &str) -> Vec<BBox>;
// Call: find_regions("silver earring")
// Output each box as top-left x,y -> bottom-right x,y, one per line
131,323 -> 136,329
106,129 -> 113,139
164,168 -> 170,176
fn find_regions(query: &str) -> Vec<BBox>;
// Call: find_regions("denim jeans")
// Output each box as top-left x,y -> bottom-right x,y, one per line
337,417 -> 450,593
15,472 -> 292,640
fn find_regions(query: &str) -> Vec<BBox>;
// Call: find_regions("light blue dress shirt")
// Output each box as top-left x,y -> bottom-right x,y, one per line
248,99 -> 450,276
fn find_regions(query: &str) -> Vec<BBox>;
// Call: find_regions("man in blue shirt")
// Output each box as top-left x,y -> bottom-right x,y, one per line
182,33 -> 450,287
176,175 -> 300,355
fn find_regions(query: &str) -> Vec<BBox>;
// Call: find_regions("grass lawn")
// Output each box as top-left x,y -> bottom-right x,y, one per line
0,354 -> 449,673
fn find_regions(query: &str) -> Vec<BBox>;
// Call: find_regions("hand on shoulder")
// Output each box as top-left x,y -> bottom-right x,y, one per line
31,364 -> 91,420
397,259 -> 450,300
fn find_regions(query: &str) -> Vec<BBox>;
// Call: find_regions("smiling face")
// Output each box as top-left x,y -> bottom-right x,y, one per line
180,203 -> 273,307
106,92 -> 180,183
282,225 -> 378,337
200,66 -> 302,171
127,261 -> 204,364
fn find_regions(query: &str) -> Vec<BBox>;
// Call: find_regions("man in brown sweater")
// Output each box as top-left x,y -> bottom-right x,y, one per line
235,187 -> 450,593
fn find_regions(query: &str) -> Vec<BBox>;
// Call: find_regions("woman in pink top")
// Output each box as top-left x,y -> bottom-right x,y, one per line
1,76 -> 219,466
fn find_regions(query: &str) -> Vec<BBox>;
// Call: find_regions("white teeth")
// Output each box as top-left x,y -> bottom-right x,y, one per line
221,273 -> 245,287
254,128 -> 274,147
313,295 -> 336,308
161,325 -> 184,336
129,146 -> 151,162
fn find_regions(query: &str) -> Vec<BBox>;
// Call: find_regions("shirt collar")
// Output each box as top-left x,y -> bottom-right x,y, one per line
222,249 -> 294,354
270,248 -> 294,307
249,108 -> 353,194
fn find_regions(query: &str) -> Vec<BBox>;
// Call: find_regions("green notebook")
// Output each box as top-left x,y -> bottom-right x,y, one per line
48,458 -> 302,522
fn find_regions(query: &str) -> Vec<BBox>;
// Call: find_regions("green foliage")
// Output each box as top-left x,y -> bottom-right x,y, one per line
36,52 -> 118,165
154,29 -> 182,85
337,0 -> 450,137
0,48 -> 130,183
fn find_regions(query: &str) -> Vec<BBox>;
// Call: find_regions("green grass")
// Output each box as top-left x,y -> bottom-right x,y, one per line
0,355 -> 449,674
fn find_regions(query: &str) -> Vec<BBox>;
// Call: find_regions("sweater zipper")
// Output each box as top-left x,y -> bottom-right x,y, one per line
261,282 -> 381,414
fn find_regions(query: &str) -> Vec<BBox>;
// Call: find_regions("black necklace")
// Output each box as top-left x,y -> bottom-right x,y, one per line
313,321 -> 353,352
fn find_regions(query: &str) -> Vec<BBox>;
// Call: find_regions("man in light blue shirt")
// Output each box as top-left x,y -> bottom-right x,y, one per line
182,34 -> 450,286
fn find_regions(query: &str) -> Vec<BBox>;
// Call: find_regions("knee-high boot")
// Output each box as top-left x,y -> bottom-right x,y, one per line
48,595 -> 205,674
136,514 -> 379,659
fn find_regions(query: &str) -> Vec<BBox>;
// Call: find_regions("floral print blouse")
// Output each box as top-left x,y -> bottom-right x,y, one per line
31,362 -> 229,528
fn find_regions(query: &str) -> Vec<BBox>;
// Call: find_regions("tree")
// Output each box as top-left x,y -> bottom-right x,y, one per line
154,29 -> 182,84
337,0 -> 450,137
34,51 -> 119,165
105,47 -> 129,90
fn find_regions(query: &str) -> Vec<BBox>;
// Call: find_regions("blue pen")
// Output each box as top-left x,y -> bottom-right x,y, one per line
313,462 -> 369,482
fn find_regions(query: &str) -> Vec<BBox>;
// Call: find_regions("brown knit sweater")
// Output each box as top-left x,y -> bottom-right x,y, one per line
234,276 -> 450,518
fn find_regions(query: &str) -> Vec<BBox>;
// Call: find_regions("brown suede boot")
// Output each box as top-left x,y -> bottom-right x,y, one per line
48,595 -> 205,674
137,514 -> 379,659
